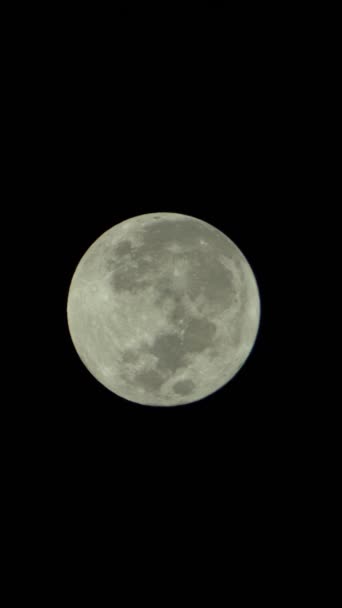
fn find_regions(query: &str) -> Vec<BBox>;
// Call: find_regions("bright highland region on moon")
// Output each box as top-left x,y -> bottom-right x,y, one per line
67,213 -> 260,406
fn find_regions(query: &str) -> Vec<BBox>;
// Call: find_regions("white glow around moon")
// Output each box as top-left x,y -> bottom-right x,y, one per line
67,213 -> 260,406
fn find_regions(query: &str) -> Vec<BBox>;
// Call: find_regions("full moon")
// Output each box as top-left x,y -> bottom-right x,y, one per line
67,213 -> 260,406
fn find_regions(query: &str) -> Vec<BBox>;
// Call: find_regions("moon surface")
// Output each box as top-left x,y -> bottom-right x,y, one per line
67,213 -> 260,406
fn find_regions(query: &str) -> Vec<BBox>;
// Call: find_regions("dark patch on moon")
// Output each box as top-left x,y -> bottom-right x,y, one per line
155,283 -> 184,311
151,333 -> 186,373
115,240 -> 133,256
187,251 -> 236,311
108,239 -> 155,294
158,283 -> 173,299
122,350 -> 139,364
149,316 -> 216,375
173,379 -> 195,396
135,369 -> 164,391
230,322 -> 242,347
182,317 -> 216,353
169,301 -> 187,324
111,263 -> 150,293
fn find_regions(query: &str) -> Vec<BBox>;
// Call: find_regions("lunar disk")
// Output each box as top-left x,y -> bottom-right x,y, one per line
67,213 -> 260,406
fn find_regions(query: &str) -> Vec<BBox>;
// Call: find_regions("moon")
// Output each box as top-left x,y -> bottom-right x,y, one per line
67,213 -> 260,406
